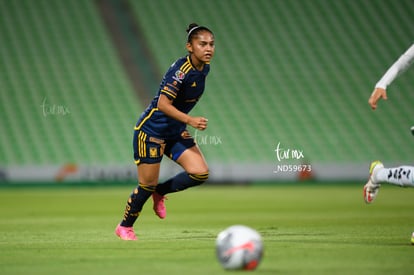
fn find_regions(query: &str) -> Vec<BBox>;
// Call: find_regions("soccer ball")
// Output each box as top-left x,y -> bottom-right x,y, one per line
215,225 -> 263,270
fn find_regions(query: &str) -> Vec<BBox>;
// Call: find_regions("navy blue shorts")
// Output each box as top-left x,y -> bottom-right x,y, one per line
133,130 -> 196,165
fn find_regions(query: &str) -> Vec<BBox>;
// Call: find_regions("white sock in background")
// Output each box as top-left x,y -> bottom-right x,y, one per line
375,166 -> 414,187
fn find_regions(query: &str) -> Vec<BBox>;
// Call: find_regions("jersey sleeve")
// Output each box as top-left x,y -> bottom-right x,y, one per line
159,61 -> 187,100
375,43 -> 414,89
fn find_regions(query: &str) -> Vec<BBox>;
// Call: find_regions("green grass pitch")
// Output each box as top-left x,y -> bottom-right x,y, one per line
0,183 -> 413,274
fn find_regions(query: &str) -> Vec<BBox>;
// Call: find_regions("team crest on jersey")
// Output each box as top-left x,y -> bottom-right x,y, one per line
181,130 -> 193,139
173,70 -> 185,83
149,147 -> 158,158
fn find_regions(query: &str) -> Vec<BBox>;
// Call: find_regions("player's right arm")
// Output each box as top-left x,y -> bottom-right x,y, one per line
157,94 -> 208,131
369,43 -> 414,110
368,88 -> 388,110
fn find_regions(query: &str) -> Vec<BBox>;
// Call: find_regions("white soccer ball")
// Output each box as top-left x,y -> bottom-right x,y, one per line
215,225 -> 263,270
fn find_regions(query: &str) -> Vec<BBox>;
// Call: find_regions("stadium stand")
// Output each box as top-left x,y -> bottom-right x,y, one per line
130,0 -> 414,164
1,0 -> 414,181
0,0 -> 141,165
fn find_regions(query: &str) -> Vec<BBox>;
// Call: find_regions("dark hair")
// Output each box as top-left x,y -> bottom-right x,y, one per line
186,23 -> 213,43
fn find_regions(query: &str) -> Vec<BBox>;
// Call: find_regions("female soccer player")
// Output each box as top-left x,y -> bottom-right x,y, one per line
115,23 -> 215,240
364,43 -> 414,204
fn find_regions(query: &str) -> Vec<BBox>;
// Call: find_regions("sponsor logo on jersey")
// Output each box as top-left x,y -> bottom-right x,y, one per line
173,70 -> 185,83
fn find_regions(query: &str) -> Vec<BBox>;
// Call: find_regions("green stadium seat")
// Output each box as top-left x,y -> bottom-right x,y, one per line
1,0 -> 413,173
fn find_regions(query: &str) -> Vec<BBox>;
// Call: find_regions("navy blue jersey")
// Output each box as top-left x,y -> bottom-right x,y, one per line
134,55 -> 210,139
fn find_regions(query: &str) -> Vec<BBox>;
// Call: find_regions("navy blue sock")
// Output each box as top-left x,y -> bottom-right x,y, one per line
120,183 -> 155,227
155,171 -> 209,195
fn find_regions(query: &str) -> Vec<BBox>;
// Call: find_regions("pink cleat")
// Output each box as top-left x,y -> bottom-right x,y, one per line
152,192 -> 167,219
115,224 -> 137,240
363,161 -> 383,204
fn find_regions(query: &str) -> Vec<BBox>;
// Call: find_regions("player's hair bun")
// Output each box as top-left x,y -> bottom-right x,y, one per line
186,23 -> 199,34
186,23 -> 213,43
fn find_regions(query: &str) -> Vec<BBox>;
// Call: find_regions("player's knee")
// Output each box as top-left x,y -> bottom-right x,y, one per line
188,171 -> 209,185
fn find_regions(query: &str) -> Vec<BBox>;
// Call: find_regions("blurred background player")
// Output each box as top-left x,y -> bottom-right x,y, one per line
115,23 -> 215,240
364,43 -> 414,203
